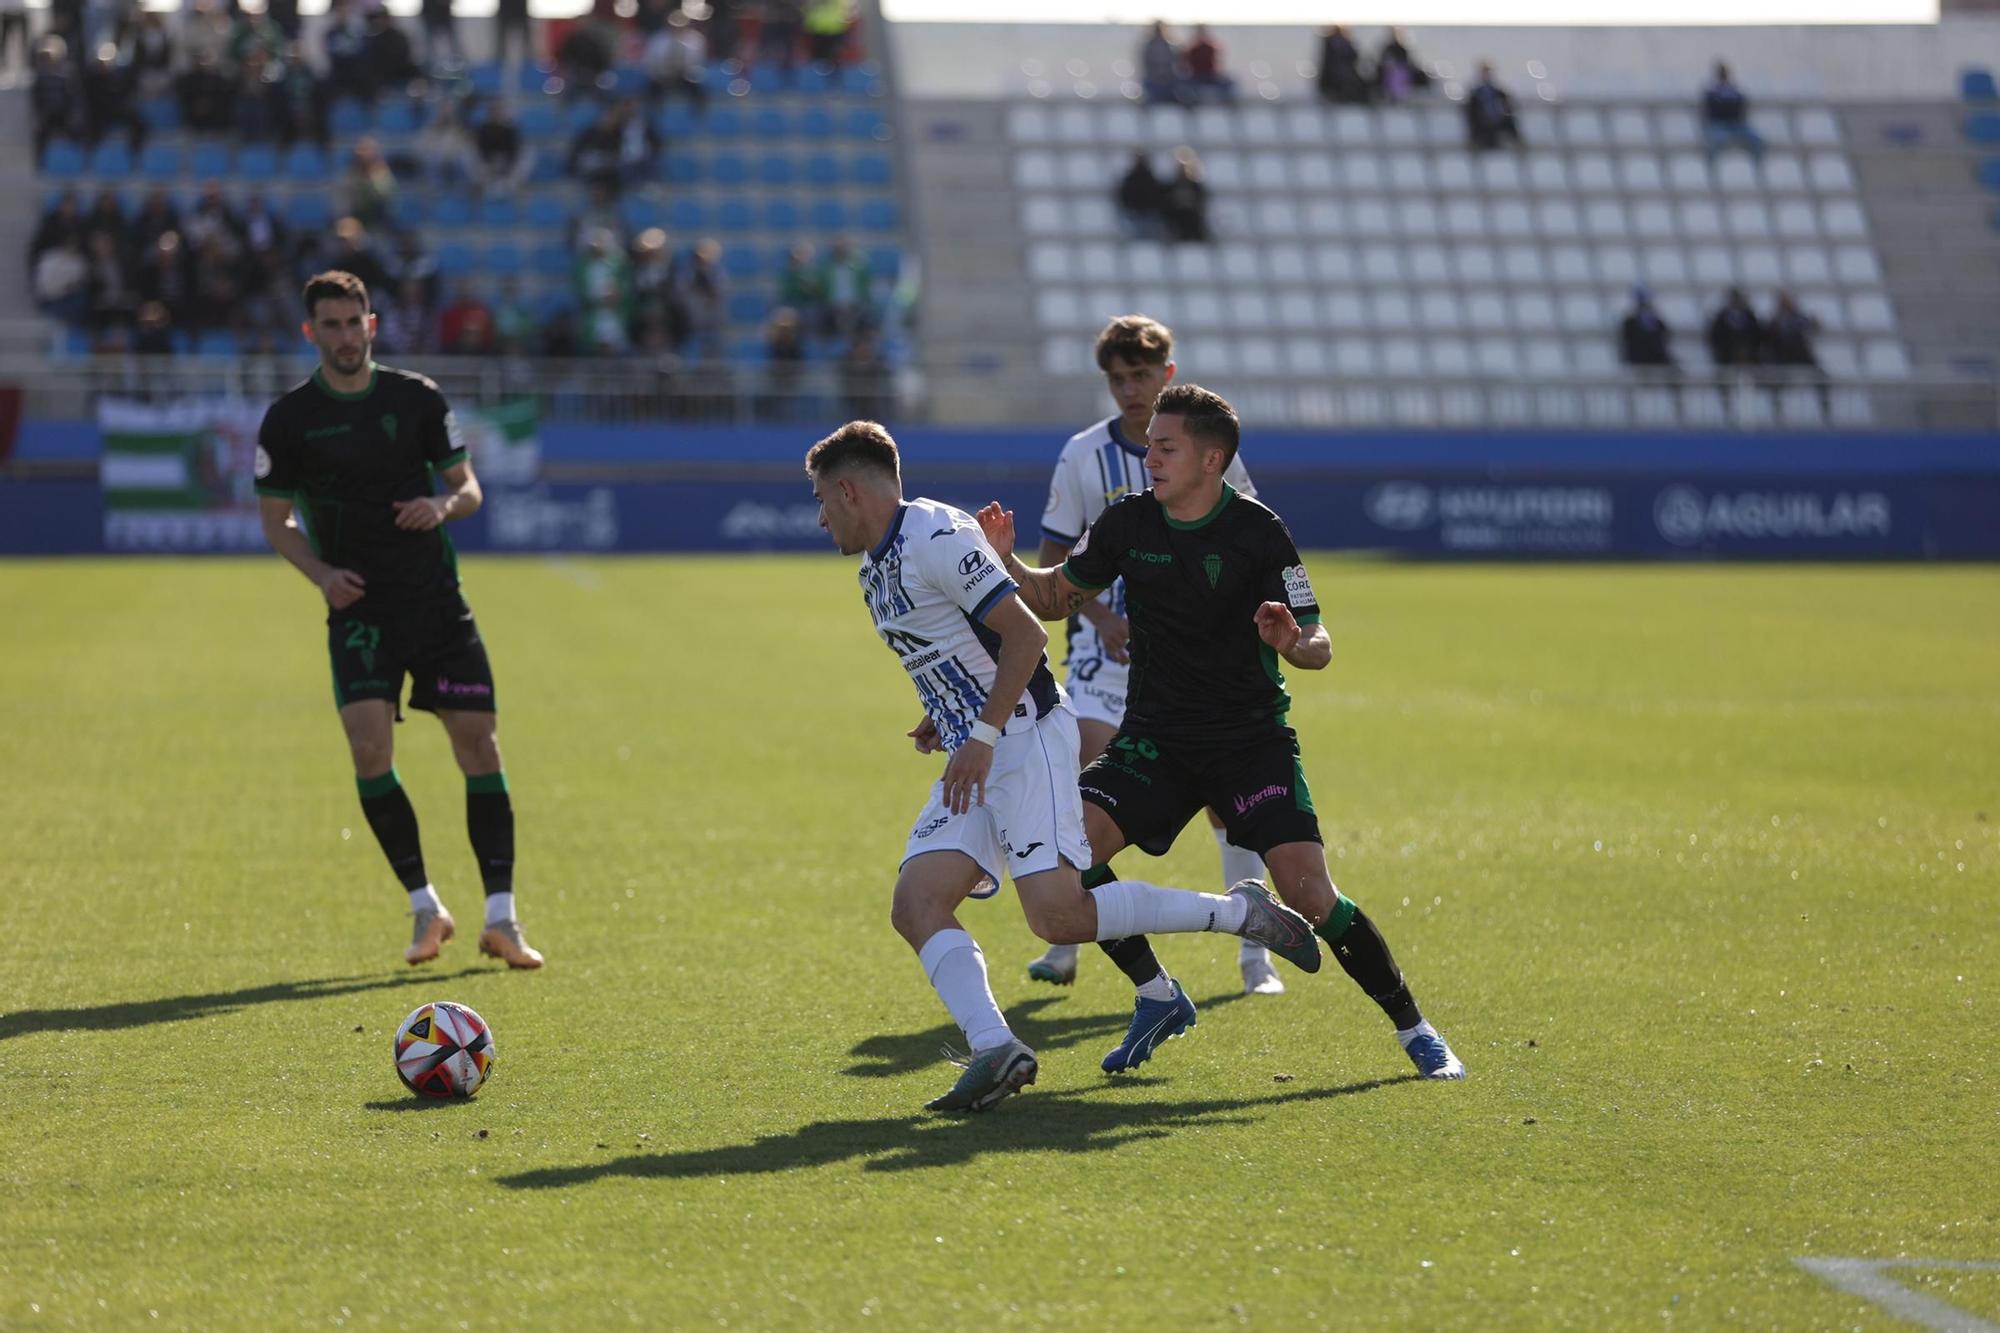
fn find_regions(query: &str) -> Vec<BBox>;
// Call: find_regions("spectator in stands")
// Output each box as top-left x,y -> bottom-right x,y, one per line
763,306 -> 805,418
323,215 -> 392,294
83,189 -> 128,255
31,36 -> 84,162
415,96 -> 478,184
1374,28 -> 1428,104
420,0 -> 461,70
1160,146 -> 1210,243
189,233 -> 242,329
130,187 -> 180,254
182,181 -> 244,258
494,0 -> 532,69
127,10 -> 176,100
177,48 -> 233,133
1140,20 -> 1182,105
674,237 -> 728,358
568,99 -> 659,194
132,299 -> 174,354
803,0 -> 854,66
1316,25 -> 1367,105
1619,286 -> 1676,370
776,241 -> 825,326
841,327 -> 892,420
30,191 -> 86,274
628,227 -> 688,348
363,8 -> 422,94
643,8 -> 706,107
239,190 -> 287,257
35,235 -> 91,327
816,235 -> 872,338
476,100 -> 531,195
1707,287 -> 1763,368
575,226 -> 633,353
1701,62 -> 1765,166
342,136 -> 398,230
229,7 -> 286,70
266,0 -> 300,41
134,229 -> 190,324
1465,62 -> 1522,151
759,0 -> 803,72
234,48 -> 291,144
86,230 -> 138,332
377,277 -> 435,354
81,43 -> 144,152
556,0 -> 620,92
321,0 -> 370,101
493,278 -> 537,354
438,282 -> 498,354
1114,151 -> 1164,238
1762,291 -> 1828,411
1181,24 -> 1235,103
385,228 -> 440,307
180,0 -> 231,71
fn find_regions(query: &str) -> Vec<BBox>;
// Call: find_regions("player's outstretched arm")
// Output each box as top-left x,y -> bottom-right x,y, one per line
975,502 -> 1097,622
259,494 -> 365,610
1256,601 -> 1332,670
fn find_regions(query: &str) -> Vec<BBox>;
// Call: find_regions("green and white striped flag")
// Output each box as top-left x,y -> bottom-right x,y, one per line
100,398 -> 267,551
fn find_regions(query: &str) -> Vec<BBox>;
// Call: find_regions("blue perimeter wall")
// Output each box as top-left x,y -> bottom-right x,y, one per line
8,421 -> 2000,558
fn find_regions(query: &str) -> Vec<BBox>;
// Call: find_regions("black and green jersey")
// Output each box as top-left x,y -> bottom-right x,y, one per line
256,363 -> 468,610
1063,482 -> 1323,744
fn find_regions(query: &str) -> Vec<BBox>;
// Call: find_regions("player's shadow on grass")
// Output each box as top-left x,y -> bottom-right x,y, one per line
841,990 -> 1250,1079
498,1075 -> 1412,1190
0,969 -> 486,1042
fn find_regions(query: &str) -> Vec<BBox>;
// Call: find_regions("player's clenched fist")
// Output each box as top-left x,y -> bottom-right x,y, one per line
1255,600 -> 1302,655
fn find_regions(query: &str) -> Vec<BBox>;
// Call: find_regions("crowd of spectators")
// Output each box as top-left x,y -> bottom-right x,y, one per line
1619,285 -> 1826,403
1113,146 -> 1210,242
1138,21 -> 1235,105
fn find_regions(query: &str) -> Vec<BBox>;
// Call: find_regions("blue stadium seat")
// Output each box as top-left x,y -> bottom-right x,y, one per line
519,62 -> 557,93
810,198 -> 849,230
525,195 -> 570,230
716,197 -> 756,232
794,65 -> 830,95
431,195 -> 474,227
662,150 -> 702,185
195,330 -> 239,357
659,104 -> 699,138
798,107 -> 836,140
1964,68 -> 1998,102
703,63 -> 738,94
843,107 -> 888,141
851,152 -> 892,187
1980,158 -> 2000,192
60,327 -> 93,358
841,64 -> 883,96
190,143 -> 231,178
140,144 -> 182,181
1967,111 -> 2000,142
564,101 -> 601,134
866,245 -> 900,277
437,241 -> 478,276
484,242 -> 524,274
288,193 -> 332,229
528,152 -> 565,183
730,335 -> 769,365
89,142 -> 134,177
517,102 -> 560,137
710,151 -> 750,186
724,245 -> 764,279
330,99 -> 371,135
763,198 -> 801,230
758,152 -> 797,186
857,199 -> 898,232
237,144 -> 279,180
536,291 -> 576,319
751,106 -> 789,139
469,62 -> 504,95
377,100 -> 422,135
391,194 -> 426,229
727,290 -> 769,324
749,65 -> 786,95
531,242 -> 570,276
479,197 -> 521,228
668,198 -> 707,230
804,336 -> 842,364
703,105 -> 744,139
138,97 -> 180,131
619,195 -> 663,230
35,142 -> 78,179
285,144 -> 326,181
614,65 -> 649,98
803,152 -> 839,187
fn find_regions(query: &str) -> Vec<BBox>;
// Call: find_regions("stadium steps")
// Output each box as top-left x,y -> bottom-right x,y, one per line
1841,101 -> 2000,378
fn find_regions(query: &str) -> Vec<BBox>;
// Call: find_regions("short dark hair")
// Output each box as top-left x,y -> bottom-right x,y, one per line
1152,383 -> 1239,467
805,420 -> 901,483
302,270 -> 370,317
1094,315 -> 1174,371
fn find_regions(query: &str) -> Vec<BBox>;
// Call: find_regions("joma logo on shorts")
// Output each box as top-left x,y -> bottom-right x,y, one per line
1233,784 -> 1288,816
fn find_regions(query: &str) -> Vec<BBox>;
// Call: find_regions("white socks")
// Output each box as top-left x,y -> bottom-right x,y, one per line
1090,879 -> 1247,940
408,884 -> 443,914
917,929 -> 1013,1053
484,891 -> 515,927
1396,1019 -> 1438,1049
1135,972 -> 1178,1002
1215,829 -> 1270,963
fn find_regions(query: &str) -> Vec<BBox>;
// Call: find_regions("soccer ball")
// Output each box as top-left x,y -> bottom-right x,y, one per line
394,1001 -> 495,1099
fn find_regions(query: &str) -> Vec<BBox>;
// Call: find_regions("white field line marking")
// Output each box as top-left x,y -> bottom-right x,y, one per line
1795,1258 -> 2000,1333
541,557 -> 602,591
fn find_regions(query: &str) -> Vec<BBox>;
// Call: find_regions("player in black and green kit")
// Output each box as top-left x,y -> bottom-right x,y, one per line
978,383 -> 1462,1079
256,270 -> 544,970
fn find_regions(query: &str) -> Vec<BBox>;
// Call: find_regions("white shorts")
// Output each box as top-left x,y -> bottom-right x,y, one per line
1065,669 -> 1128,730
901,703 -> 1093,898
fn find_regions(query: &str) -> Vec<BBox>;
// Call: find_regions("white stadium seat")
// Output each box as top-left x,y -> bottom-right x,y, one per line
1325,291 -> 1369,329
1028,243 -> 1071,281
1444,199 -> 1487,239
1572,153 -> 1617,193
1795,106 -> 1843,146
1620,152 -> 1665,192
1014,151 -> 1057,189
1361,243 -> 1405,282
1294,154 -> 1337,191
1714,155 -> 1760,193
1677,200 -> 1724,239
1344,152 -> 1385,191
1285,340 -> 1330,375
1690,244 -> 1737,286
1218,243 -> 1261,282
1561,106 -> 1608,146
1667,153 -> 1711,193
1434,152 -> 1478,192
1594,245 -> 1641,285
1559,290 -> 1607,327
1643,246 -> 1689,286
1847,293 -> 1896,333
1726,200 -> 1773,239
1036,288 -> 1082,328
1248,153 -> 1291,191
1492,201 -> 1535,238
1514,292 -> 1560,331
1632,200 -> 1675,238
1266,244 -> 1309,283
1467,291 -> 1510,331
1382,339 -> 1426,376
1454,246 -> 1499,283
1429,338 -> 1473,375
1371,289 -> 1417,330
1585,200 -> 1631,239
1773,200 -> 1820,239
1502,244 -> 1548,284
1389,153 -> 1431,192
1351,199 -> 1394,236
1478,154 -> 1525,192
1418,290 -> 1462,331
1527,155 -> 1572,192
1313,245 -> 1359,284
1398,198 -> 1442,236
1834,246 -> 1883,285
1762,154 -> 1808,193
1408,245 -> 1453,283
1303,199 -> 1347,237
1334,338 -> 1378,374
1609,107 -> 1654,147
1821,200 -> 1867,238
1275,290 -> 1322,330
1008,105 -> 1051,143
1738,247 -> 1783,286
1229,292 -> 1276,330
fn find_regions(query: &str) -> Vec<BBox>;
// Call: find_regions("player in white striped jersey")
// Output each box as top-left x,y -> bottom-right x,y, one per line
806,421 -> 1323,1112
1026,315 -> 1287,998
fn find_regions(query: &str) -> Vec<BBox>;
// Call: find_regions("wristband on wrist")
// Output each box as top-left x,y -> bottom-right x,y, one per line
968,720 -> 1003,748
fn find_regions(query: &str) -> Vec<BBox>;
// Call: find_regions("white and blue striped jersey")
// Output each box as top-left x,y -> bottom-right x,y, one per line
1039,415 -> 1256,689
858,496 -> 1062,752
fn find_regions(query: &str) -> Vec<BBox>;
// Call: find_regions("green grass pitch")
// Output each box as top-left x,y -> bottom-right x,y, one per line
1,557 -> 1995,1329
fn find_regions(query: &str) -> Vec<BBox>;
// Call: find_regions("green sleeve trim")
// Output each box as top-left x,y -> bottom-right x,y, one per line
1060,557 -> 1114,592
435,448 -> 469,469
356,769 -> 403,800
1297,613 -> 1322,625
254,485 -> 294,500
465,771 -> 509,795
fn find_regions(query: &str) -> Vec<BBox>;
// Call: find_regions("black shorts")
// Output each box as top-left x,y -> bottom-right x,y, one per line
1079,726 -> 1321,859
326,592 -> 496,716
